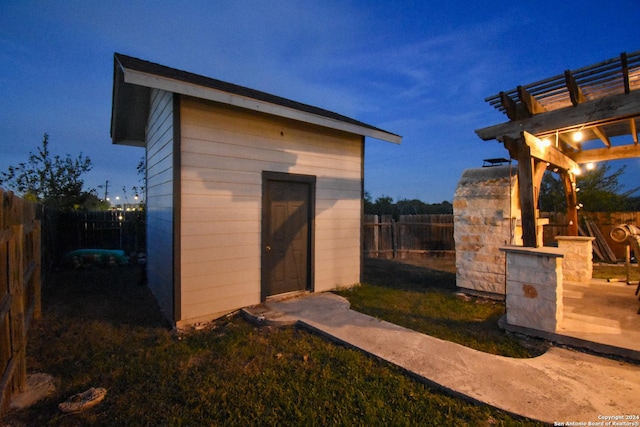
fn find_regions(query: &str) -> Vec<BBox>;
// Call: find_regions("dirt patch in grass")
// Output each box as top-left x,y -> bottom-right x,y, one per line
3,262 -> 546,426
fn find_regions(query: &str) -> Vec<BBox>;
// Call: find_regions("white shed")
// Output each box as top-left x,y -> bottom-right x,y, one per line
110,53 -> 401,328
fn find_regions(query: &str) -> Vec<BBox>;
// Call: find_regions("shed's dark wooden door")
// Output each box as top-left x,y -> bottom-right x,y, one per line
262,176 -> 314,298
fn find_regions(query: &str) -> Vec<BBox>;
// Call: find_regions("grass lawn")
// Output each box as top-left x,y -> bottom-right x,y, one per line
336,258 -> 549,358
3,261 -> 549,426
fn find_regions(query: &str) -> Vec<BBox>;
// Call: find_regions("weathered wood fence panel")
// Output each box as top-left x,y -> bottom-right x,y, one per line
364,214 -> 455,259
543,211 -> 640,261
367,212 -> 640,262
0,190 -> 41,416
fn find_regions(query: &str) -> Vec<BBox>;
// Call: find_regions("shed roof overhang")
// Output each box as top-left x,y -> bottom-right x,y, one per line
111,53 -> 402,147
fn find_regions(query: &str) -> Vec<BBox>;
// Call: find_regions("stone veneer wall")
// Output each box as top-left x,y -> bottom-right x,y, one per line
555,236 -> 595,283
453,166 -> 519,297
501,246 -> 564,333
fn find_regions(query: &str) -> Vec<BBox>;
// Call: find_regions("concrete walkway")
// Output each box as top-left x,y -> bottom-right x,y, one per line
243,293 -> 640,425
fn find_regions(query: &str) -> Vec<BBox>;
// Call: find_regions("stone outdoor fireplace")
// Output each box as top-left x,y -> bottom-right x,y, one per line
453,165 -> 526,299
453,164 -> 594,333
453,165 -> 515,298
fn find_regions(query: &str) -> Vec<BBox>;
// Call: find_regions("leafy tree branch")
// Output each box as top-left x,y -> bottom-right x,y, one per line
0,133 -> 95,210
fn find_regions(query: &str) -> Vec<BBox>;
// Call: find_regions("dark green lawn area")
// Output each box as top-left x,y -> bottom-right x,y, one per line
4,260 -> 547,426
337,258 -> 549,358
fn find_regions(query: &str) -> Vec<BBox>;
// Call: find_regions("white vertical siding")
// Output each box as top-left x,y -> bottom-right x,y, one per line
178,97 -> 362,325
146,89 -> 175,321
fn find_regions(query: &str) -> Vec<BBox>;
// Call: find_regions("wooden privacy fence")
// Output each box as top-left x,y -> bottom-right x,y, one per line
0,190 -> 41,416
543,211 -> 640,261
364,214 -> 455,259
52,210 -> 145,262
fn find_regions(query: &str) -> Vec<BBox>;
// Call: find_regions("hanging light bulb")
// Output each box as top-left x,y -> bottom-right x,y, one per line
572,131 -> 583,142
586,162 -> 595,170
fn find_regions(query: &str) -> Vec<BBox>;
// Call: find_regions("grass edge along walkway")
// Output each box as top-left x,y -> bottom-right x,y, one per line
3,263 -> 547,426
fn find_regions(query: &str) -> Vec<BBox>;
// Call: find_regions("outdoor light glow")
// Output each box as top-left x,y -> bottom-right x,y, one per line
571,167 -> 581,176
572,131 -> 583,142
540,138 -> 551,147
586,162 -> 595,170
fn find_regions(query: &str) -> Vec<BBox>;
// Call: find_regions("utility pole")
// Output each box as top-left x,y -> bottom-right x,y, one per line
101,180 -> 109,201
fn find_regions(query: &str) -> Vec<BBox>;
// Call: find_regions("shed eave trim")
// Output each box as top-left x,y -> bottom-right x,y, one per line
122,68 -> 401,144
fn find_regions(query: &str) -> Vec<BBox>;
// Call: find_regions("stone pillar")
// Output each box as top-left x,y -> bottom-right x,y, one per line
555,236 -> 594,283
500,246 -> 564,333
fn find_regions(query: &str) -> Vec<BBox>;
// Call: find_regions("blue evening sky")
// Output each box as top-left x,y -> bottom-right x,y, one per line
1,1 -> 638,204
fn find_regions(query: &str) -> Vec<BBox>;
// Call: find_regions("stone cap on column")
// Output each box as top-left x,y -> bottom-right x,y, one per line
554,236 -> 595,243
499,245 -> 564,258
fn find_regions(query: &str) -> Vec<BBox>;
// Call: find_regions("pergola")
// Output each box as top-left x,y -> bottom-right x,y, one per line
476,50 -> 640,247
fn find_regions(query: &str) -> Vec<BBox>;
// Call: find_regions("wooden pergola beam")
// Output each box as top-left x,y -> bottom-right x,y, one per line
558,133 -> 580,151
565,70 -> 586,106
592,126 -> 611,147
475,89 -> 640,141
500,91 -> 519,121
522,131 -> 580,172
518,86 -> 546,115
631,118 -> 638,145
563,69 -> 613,149
569,144 -> 640,163
622,52 -> 630,94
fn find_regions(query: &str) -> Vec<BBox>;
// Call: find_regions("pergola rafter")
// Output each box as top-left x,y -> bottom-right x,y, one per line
476,50 -> 640,247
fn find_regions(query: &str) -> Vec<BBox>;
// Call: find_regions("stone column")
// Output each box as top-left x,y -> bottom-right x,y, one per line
500,246 -> 564,333
555,236 -> 595,283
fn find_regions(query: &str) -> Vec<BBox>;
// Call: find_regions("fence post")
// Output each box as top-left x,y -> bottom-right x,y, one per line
392,219 -> 397,259
373,215 -> 379,258
32,220 -> 42,319
9,224 -> 27,393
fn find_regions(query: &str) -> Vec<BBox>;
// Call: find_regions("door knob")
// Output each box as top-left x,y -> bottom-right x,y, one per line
266,245 -> 272,252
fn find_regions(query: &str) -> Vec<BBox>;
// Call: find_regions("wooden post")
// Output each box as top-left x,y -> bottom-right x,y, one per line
373,215 -> 379,258
516,138 -> 538,247
391,219 -> 398,259
561,170 -> 579,236
626,244 -> 631,285
8,224 -> 26,393
32,220 -> 42,319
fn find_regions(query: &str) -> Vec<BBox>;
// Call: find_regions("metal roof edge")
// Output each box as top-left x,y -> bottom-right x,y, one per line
113,53 -> 402,144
